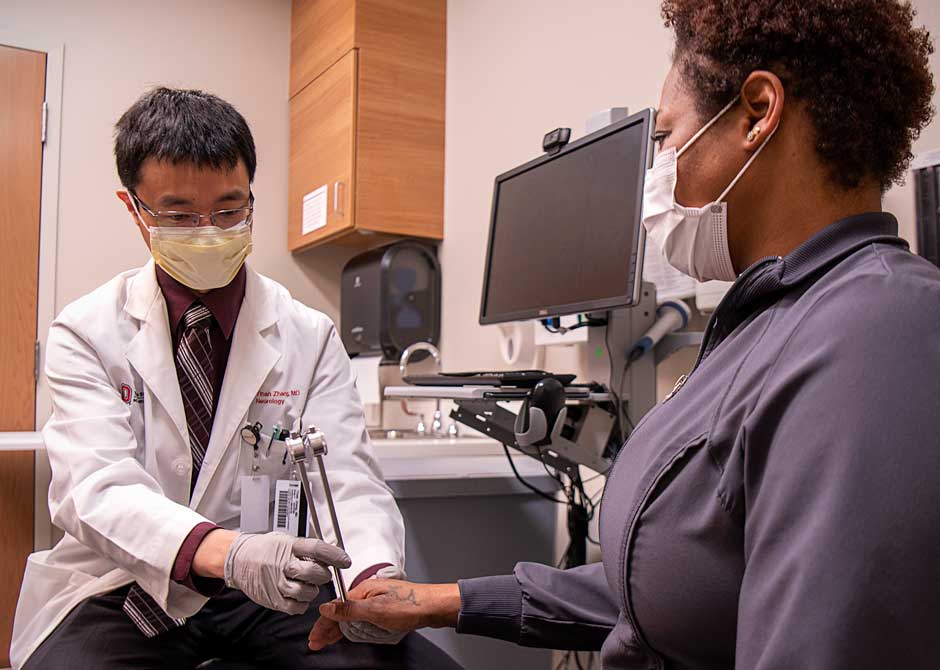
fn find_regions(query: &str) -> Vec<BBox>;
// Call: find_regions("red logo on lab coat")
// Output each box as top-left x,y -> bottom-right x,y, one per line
121,384 -> 132,405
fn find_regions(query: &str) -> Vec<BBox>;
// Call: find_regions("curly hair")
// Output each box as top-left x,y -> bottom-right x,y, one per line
661,0 -> 935,191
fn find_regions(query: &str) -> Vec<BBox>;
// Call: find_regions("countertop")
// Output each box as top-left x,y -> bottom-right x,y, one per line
0,431 -> 553,497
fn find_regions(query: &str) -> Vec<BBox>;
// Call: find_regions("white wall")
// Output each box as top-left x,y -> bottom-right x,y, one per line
440,0 -> 672,372
441,0 -> 940,378
5,0 -> 937,377
1,0 -> 354,324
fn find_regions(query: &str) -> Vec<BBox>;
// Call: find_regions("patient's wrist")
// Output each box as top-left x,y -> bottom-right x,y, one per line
425,583 -> 461,628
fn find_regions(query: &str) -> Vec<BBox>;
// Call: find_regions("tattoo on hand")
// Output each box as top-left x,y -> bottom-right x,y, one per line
388,585 -> 419,607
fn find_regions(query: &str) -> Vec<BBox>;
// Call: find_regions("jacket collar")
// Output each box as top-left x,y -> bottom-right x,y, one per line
729,211 -> 904,313
123,259 -> 161,322
699,212 -> 907,364
123,261 -> 191,450
781,211 -> 905,284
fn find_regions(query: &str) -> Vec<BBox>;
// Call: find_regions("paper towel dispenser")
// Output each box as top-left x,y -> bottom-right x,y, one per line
341,242 -> 441,360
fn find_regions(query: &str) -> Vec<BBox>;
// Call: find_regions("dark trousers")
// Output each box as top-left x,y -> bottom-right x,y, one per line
23,584 -> 462,670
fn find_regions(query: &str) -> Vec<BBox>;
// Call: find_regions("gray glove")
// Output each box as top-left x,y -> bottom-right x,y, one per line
340,565 -> 408,645
224,532 -> 351,615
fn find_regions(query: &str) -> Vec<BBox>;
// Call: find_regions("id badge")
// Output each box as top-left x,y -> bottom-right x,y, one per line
239,475 -> 271,533
273,479 -> 307,537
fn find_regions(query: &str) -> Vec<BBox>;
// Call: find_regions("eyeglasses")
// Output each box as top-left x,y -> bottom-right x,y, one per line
130,191 -> 254,229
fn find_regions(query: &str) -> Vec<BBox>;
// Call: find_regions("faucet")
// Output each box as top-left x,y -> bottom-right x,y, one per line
399,342 -> 445,437
398,341 -> 442,378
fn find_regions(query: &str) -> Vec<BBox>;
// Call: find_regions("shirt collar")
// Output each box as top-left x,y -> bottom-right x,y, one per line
155,263 -> 247,339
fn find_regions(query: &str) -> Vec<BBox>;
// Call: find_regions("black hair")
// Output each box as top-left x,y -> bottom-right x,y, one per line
114,87 -> 257,190
662,0 -> 935,192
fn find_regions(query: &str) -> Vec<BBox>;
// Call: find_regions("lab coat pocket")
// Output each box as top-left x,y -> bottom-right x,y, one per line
26,551 -> 95,594
15,554 -> 94,637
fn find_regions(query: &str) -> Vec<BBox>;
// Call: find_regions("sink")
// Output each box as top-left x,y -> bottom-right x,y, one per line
369,428 -> 438,440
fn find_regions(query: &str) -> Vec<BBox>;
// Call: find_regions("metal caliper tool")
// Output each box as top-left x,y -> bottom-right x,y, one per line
284,427 -> 349,602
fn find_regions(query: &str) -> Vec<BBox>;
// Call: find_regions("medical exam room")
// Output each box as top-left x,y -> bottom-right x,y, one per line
3,0 -> 940,668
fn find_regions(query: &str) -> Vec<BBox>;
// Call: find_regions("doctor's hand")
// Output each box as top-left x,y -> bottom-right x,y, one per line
223,532 -> 351,615
307,579 -> 460,651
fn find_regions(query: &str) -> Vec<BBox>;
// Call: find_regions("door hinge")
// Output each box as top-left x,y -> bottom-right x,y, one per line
41,101 -> 48,144
34,340 -> 41,381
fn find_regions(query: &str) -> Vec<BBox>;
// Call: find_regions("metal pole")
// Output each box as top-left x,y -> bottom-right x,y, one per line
287,434 -> 348,602
315,455 -> 346,551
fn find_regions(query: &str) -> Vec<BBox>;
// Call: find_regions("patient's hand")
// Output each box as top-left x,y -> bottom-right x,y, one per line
308,579 -> 460,650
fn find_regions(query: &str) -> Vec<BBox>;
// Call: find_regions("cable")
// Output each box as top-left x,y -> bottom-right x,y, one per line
581,470 -> 607,486
600,317 -> 641,442
502,443 -> 567,504
399,400 -> 421,417
603,322 -> 628,445
617,359 -> 636,433
502,411 -> 607,569
541,315 -> 608,336
534,445 -> 568,492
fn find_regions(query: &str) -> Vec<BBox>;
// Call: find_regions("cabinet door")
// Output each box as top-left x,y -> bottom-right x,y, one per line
290,0 -> 355,98
289,49 -> 357,252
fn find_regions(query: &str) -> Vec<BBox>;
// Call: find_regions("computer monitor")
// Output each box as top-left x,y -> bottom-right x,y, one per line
479,108 -> 653,325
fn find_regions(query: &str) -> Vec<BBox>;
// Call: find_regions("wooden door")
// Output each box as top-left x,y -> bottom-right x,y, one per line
0,44 -> 45,666
290,0 -> 356,98
289,49 -> 358,251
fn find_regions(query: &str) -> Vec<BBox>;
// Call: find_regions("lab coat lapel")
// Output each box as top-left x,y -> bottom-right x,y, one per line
190,267 -> 281,511
124,261 -> 189,448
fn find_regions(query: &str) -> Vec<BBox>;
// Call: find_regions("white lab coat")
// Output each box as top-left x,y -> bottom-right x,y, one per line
10,261 -> 404,669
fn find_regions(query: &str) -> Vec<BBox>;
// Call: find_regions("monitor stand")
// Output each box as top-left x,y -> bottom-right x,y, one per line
583,281 -> 659,437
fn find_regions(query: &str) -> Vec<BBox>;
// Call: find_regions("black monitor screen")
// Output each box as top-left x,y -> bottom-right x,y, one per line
479,109 -> 651,325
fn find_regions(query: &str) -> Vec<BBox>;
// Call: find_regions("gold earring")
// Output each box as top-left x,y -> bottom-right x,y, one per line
747,126 -> 762,142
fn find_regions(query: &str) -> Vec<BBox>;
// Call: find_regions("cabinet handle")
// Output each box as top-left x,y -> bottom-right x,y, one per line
334,181 -> 345,216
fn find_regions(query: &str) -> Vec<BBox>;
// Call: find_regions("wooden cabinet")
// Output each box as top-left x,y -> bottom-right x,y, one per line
289,50 -> 357,249
290,0 -> 356,99
289,0 -> 446,251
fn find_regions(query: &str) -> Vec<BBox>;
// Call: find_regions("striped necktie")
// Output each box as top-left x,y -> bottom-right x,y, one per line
176,303 -> 215,492
123,302 -> 216,637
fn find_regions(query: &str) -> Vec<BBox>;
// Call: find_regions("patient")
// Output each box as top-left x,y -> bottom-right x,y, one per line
310,0 -> 940,668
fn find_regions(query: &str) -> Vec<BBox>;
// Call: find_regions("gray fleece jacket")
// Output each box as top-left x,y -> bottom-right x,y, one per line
457,212 -> 940,669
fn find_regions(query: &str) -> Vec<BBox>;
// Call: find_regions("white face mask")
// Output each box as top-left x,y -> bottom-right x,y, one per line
641,98 -> 777,282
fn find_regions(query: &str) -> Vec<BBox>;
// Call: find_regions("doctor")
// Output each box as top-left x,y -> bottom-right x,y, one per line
11,87 -> 459,669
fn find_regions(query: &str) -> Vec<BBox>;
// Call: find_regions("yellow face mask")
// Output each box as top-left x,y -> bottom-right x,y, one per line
149,223 -> 252,291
